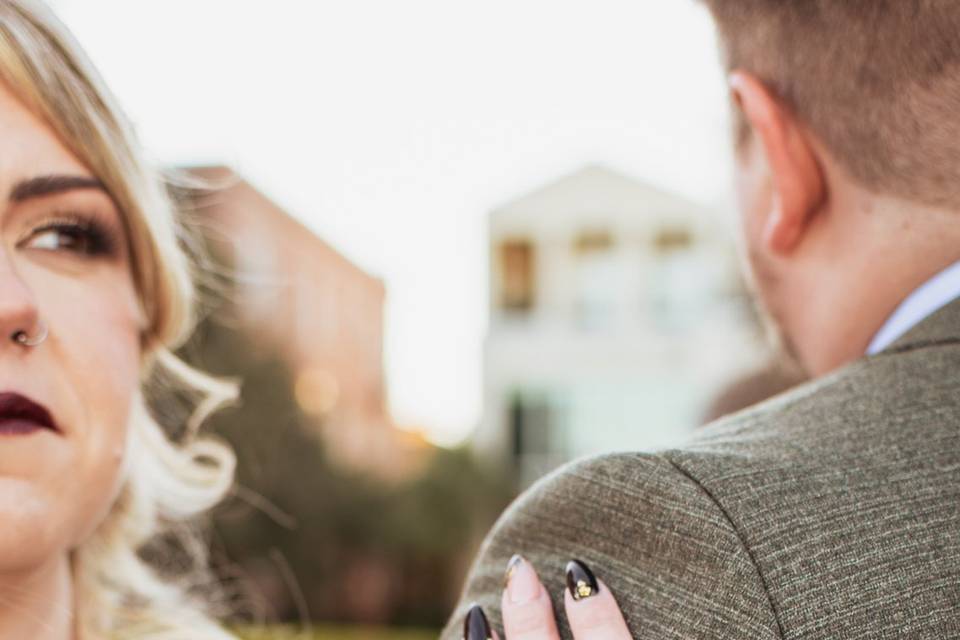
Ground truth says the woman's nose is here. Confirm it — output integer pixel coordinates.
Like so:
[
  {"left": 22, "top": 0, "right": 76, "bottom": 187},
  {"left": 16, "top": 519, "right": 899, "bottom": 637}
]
[{"left": 0, "top": 253, "right": 41, "bottom": 347}]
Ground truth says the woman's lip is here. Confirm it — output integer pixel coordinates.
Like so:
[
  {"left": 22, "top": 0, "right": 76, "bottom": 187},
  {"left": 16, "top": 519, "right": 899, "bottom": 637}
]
[
  {"left": 0, "top": 392, "right": 60, "bottom": 433},
  {"left": 0, "top": 418, "right": 51, "bottom": 435}
]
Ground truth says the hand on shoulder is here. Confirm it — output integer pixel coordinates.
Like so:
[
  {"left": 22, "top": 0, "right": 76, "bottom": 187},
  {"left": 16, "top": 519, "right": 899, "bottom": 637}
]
[{"left": 462, "top": 556, "right": 631, "bottom": 640}]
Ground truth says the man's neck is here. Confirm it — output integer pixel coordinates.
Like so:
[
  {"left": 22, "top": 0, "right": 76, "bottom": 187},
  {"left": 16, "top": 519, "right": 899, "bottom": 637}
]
[{"left": 796, "top": 192, "right": 960, "bottom": 376}]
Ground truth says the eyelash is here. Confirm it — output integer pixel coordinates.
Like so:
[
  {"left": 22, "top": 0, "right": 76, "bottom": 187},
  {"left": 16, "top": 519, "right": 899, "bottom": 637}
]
[{"left": 25, "top": 211, "right": 118, "bottom": 257}]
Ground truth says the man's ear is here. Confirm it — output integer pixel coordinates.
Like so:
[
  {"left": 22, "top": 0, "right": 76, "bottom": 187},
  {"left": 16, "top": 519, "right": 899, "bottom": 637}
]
[{"left": 729, "top": 70, "right": 825, "bottom": 255}]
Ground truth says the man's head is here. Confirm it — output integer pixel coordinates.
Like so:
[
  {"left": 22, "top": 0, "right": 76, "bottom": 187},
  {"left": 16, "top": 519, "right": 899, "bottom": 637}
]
[{"left": 701, "top": 0, "right": 960, "bottom": 376}]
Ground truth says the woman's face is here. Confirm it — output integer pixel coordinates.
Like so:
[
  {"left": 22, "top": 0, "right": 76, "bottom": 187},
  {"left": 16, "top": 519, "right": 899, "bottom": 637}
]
[{"left": 0, "top": 81, "right": 142, "bottom": 572}]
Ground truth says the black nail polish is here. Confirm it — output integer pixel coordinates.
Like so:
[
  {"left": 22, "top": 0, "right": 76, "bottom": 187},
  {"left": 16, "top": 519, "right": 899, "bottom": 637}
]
[
  {"left": 462, "top": 603, "right": 493, "bottom": 640},
  {"left": 504, "top": 554, "right": 524, "bottom": 586},
  {"left": 566, "top": 558, "right": 600, "bottom": 601}
]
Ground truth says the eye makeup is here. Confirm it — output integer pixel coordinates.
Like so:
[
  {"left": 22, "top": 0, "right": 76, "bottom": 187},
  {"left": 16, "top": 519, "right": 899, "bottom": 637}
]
[{"left": 20, "top": 209, "right": 122, "bottom": 258}]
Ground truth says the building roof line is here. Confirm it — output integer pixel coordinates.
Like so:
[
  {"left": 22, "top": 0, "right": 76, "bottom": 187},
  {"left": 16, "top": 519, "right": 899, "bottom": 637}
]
[
  {"left": 181, "top": 164, "right": 386, "bottom": 292},
  {"left": 489, "top": 163, "right": 711, "bottom": 218}
]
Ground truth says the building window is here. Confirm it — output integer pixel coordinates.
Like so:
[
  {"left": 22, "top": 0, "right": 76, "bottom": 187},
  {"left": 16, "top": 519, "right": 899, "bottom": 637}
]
[
  {"left": 653, "top": 226, "right": 693, "bottom": 254},
  {"left": 574, "top": 230, "right": 613, "bottom": 254},
  {"left": 573, "top": 229, "right": 618, "bottom": 330},
  {"left": 499, "top": 240, "right": 535, "bottom": 312},
  {"left": 648, "top": 225, "right": 705, "bottom": 332},
  {"left": 508, "top": 389, "right": 569, "bottom": 484}
]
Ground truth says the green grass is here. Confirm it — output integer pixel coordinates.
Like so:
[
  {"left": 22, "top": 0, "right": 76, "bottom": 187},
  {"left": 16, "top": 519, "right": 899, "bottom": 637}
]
[{"left": 232, "top": 624, "right": 437, "bottom": 640}]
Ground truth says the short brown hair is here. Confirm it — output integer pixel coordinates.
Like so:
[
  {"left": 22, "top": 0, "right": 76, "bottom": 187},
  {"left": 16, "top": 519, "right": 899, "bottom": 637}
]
[{"left": 702, "top": 0, "right": 960, "bottom": 209}]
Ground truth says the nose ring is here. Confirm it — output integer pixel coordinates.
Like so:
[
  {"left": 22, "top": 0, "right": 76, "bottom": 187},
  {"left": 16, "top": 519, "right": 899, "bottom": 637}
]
[{"left": 11, "top": 319, "right": 48, "bottom": 347}]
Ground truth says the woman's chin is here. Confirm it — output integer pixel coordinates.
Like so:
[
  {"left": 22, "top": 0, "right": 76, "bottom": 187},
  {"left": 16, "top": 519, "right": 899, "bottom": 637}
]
[{"left": 0, "top": 478, "right": 65, "bottom": 572}]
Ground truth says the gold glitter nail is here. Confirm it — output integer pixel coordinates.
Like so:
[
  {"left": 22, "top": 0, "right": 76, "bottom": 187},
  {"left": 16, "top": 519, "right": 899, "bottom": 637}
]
[{"left": 576, "top": 580, "right": 593, "bottom": 599}]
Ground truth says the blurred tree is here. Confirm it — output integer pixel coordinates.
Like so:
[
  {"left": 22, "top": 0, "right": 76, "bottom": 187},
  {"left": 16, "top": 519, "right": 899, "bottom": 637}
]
[{"left": 145, "top": 220, "right": 515, "bottom": 629}]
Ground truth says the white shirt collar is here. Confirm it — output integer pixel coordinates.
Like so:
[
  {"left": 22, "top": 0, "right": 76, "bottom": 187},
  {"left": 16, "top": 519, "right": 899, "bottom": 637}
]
[{"left": 866, "top": 259, "right": 960, "bottom": 355}]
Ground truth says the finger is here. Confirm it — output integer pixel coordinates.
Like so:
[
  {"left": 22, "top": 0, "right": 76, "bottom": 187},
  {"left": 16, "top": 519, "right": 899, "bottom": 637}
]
[
  {"left": 563, "top": 560, "right": 632, "bottom": 640},
  {"left": 463, "top": 603, "right": 498, "bottom": 640},
  {"left": 501, "top": 555, "right": 562, "bottom": 640}
]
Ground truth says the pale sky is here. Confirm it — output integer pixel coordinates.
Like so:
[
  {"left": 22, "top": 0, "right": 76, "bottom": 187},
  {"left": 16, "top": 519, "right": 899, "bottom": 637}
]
[{"left": 48, "top": 0, "right": 736, "bottom": 446}]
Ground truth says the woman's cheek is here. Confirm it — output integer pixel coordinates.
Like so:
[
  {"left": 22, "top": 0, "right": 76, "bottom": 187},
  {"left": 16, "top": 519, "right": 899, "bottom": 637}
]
[
  {"left": 62, "top": 284, "right": 142, "bottom": 547},
  {"left": 67, "top": 416, "right": 130, "bottom": 548}
]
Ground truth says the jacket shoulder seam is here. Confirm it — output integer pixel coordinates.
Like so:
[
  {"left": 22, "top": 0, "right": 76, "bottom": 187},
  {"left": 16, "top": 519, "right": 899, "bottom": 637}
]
[{"left": 662, "top": 454, "right": 785, "bottom": 639}]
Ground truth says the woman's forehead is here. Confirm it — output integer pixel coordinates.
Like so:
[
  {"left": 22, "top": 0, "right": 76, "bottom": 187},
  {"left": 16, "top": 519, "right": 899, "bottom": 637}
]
[{"left": 0, "top": 79, "right": 94, "bottom": 196}]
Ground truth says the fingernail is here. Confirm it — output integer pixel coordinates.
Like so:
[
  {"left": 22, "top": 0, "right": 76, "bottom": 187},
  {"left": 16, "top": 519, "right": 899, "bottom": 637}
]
[
  {"left": 504, "top": 554, "right": 539, "bottom": 604},
  {"left": 565, "top": 559, "right": 600, "bottom": 601},
  {"left": 504, "top": 554, "right": 524, "bottom": 586},
  {"left": 462, "top": 603, "right": 493, "bottom": 640}
]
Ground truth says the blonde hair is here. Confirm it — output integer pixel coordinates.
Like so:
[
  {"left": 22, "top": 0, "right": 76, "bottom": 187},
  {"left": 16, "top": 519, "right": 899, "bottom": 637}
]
[{"left": 0, "top": 1, "right": 243, "bottom": 637}]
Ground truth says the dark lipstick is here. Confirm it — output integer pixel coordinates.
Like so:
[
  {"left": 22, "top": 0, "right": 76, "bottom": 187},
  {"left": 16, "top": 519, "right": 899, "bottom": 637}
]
[{"left": 0, "top": 392, "right": 59, "bottom": 435}]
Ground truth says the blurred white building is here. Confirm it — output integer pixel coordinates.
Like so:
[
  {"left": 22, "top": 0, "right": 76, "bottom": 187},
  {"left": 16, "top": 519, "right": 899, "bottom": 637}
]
[{"left": 477, "top": 165, "right": 769, "bottom": 486}]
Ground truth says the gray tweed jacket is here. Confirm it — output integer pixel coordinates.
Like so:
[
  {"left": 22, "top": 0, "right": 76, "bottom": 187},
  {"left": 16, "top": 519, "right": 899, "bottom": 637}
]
[{"left": 441, "top": 295, "right": 960, "bottom": 639}]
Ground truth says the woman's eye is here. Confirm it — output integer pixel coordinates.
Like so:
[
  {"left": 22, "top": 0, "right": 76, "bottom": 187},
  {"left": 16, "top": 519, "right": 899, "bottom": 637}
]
[{"left": 26, "top": 225, "right": 101, "bottom": 255}]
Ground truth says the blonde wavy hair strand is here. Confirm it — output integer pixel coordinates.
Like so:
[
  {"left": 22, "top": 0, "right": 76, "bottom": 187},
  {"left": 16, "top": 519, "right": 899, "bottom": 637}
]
[{"left": 0, "top": 1, "right": 252, "bottom": 637}]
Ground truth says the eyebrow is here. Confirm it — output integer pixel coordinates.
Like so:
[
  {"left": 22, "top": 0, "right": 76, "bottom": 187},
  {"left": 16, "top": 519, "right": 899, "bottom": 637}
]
[{"left": 8, "top": 174, "right": 107, "bottom": 203}]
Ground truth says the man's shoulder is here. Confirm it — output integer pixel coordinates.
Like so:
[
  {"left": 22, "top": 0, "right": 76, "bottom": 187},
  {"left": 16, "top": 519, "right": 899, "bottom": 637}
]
[
  {"left": 681, "top": 341, "right": 960, "bottom": 463},
  {"left": 443, "top": 344, "right": 960, "bottom": 639},
  {"left": 656, "top": 344, "right": 960, "bottom": 636},
  {"left": 442, "top": 448, "right": 782, "bottom": 639},
  {"left": 518, "top": 341, "right": 960, "bottom": 554}
]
